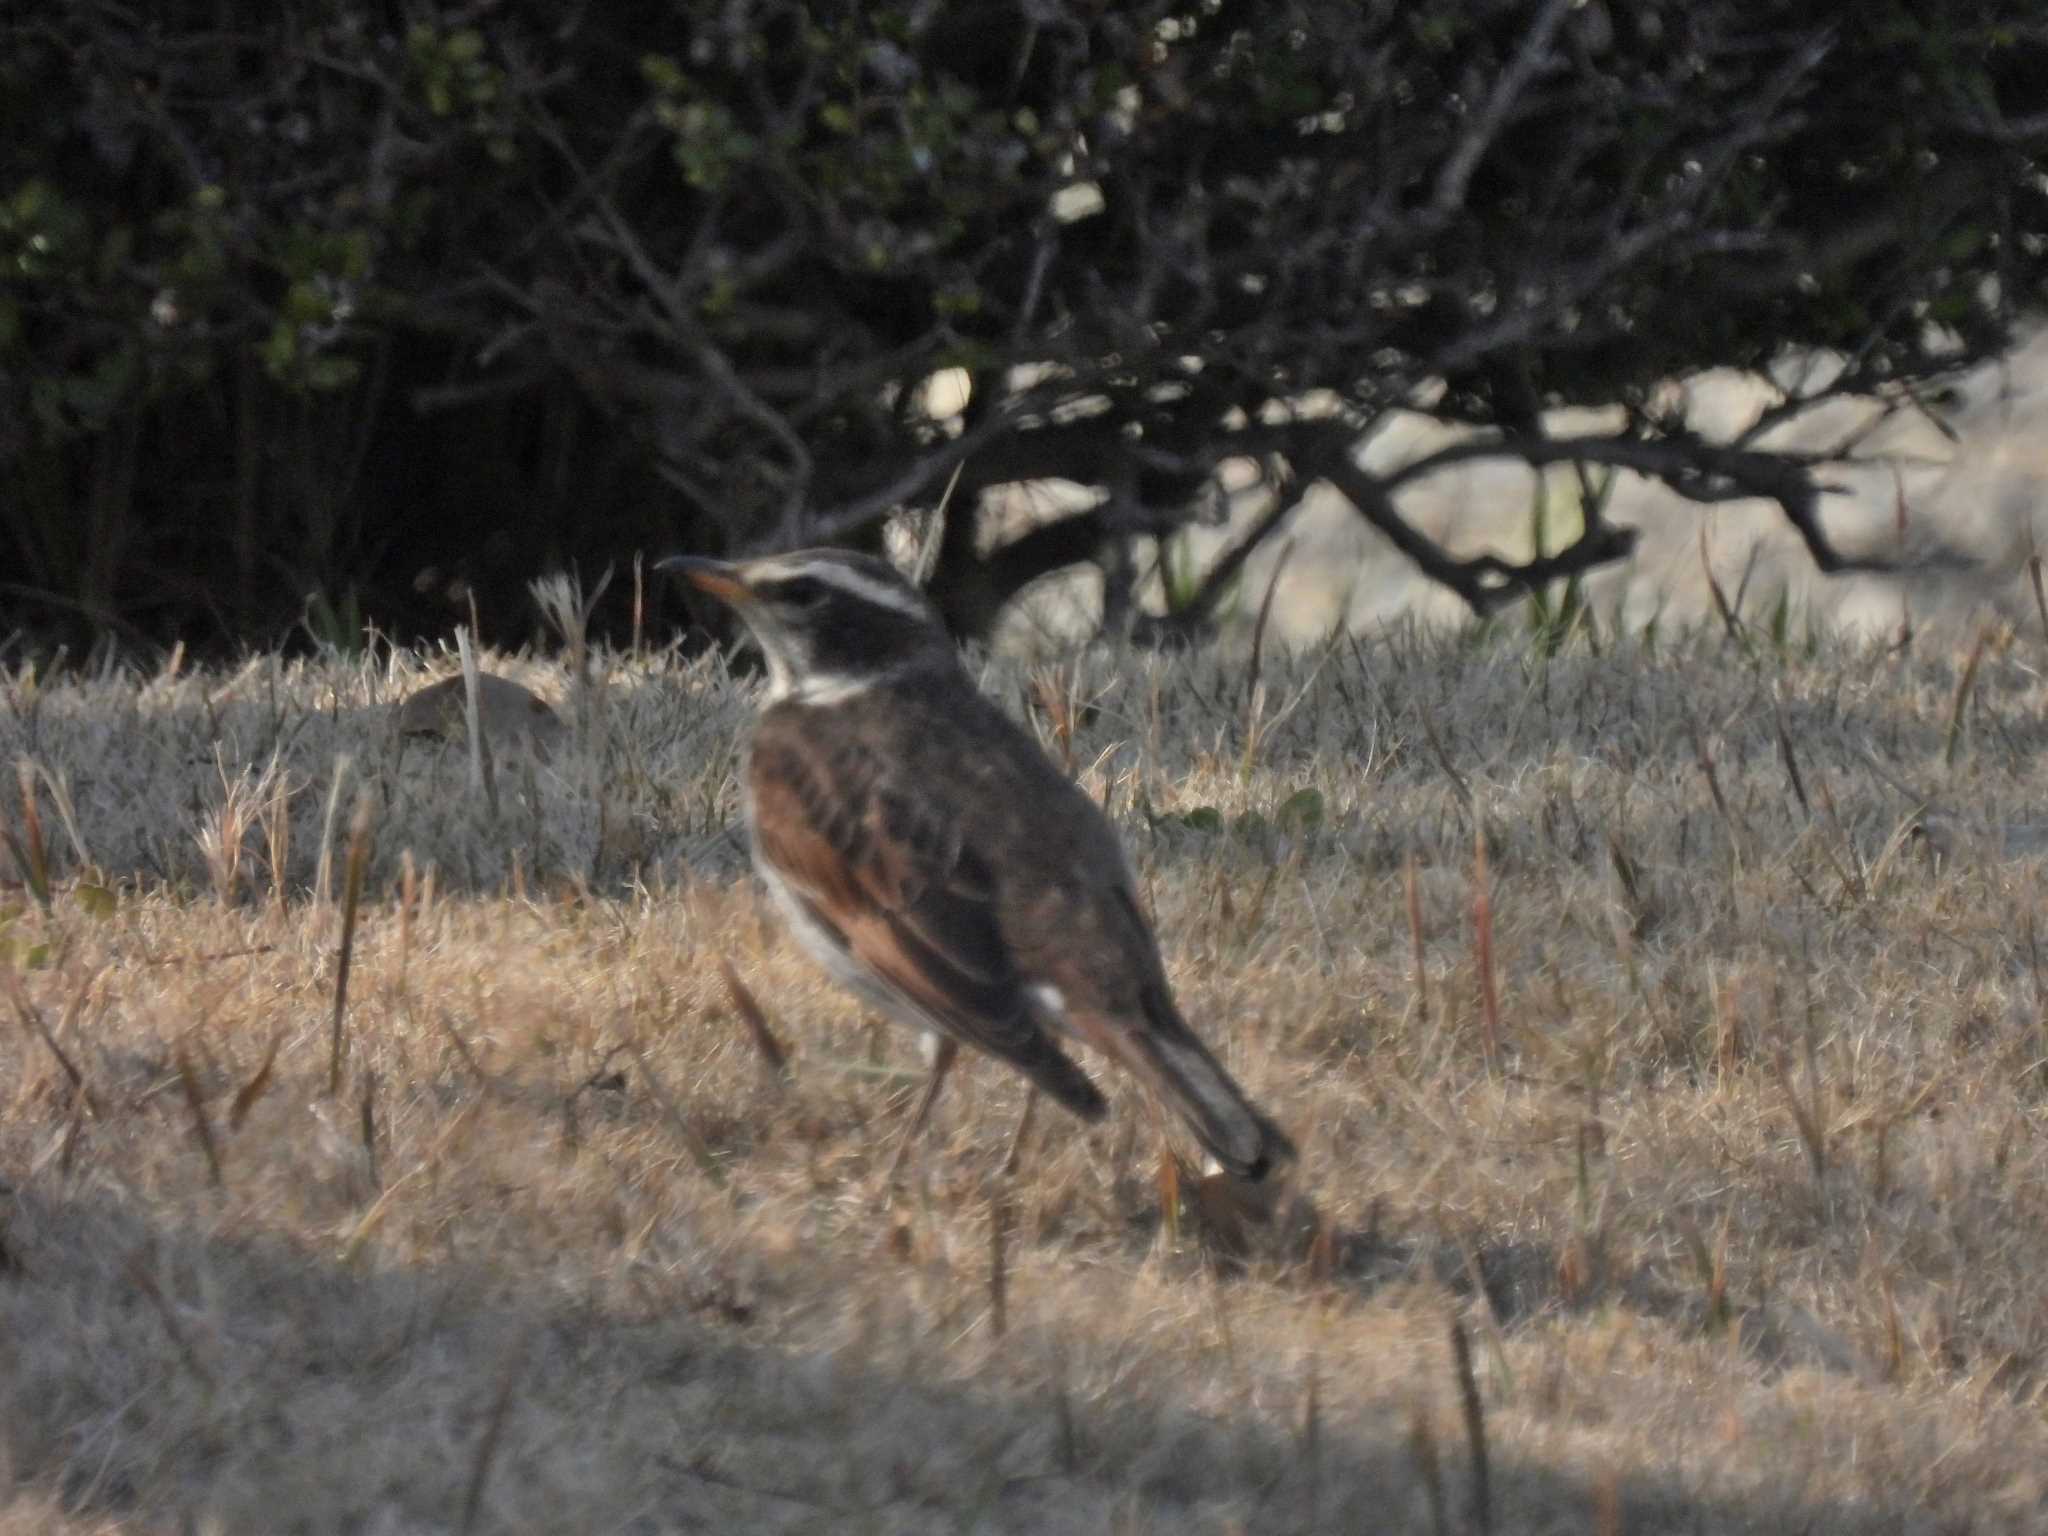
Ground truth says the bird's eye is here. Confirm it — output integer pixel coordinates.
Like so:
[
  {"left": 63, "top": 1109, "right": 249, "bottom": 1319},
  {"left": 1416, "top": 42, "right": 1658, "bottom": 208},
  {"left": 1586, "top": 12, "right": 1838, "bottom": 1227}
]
[{"left": 772, "top": 576, "right": 831, "bottom": 608}]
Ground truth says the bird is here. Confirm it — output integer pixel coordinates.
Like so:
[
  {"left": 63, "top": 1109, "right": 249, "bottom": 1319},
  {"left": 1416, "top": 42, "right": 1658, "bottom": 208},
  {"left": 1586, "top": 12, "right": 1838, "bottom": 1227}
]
[{"left": 659, "top": 546, "right": 1295, "bottom": 1183}]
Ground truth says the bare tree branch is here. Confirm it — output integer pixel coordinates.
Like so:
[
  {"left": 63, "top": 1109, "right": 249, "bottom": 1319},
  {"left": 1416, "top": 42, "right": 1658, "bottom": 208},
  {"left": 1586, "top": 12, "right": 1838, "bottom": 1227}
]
[{"left": 1429, "top": 0, "right": 1574, "bottom": 223}]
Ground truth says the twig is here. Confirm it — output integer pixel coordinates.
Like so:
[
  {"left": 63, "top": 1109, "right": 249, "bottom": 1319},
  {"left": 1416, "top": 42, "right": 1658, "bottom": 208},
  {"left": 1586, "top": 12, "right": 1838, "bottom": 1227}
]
[
  {"left": 1431, "top": 0, "right": 1573, "bottom": 220},
  {"left": 2029, "top": 553, "right": 2048, "bottom": 646},
  {"left": 1000, "top": 1087, "right": 1039, "bottom": 1179},
  {"left": 328, "top": 790, "right": 374, "bottom": 1096},
  {"left": 1411, "top": 1402, "right": 1448, "bottom": 1536},
  {"left": 128, "top": 1251, "right": 216, "bottom": 1392},
  {"left": 459, "top": 1331, "right": 535, "bottom": 1535},
  {"left": 719, "top": 955, "right": 791, "bottom": 1089},
  {"left": 435, "top": 1009, "right": 495, "bottom": 1090},
  {"left": 1405, "top": 849, "right": 1429, "bottom": 1024},
  {"left": 988, "top": 1185, "right": 1011, "bottom": 1338},
  {"left": 625, "top": 1037, "right": 726, "bottom": 1186},
  {"left": 1700, "top": 525, "right": 1741, "bottom": 643},
  {"left": 1415, "top": 694, "right": 1474, "bottom": 815},
  {"left": 1944, "top": 627, "right": 1989, "bottom": 768},
  {"left": 4, "top": 968, "right": 103, "bottom": 1117},
  {"left": 1243, "top": 538, "right": 1296, "bottom": 711},
  {"left": 1449, "top": 1316, "right": 1492, "bottom": 1535},
  {"left": 360, "top": 1066, "right": 382, "bottom": 1191},
  {"left": 1472, "top": 828, "right": 1501, "bottom": 1070},
  {"left": 228, "top": 1026, "right": 283, "bottom": 1130},
  {"left": 174, "top": 1044, "right": 224, "bottom": 1188},
  {"left": 1771, "top": 690, "right": 1812, "bottom": 817},
  {"left": 456, "top": 627, "right": 498, "bottom": 820}
]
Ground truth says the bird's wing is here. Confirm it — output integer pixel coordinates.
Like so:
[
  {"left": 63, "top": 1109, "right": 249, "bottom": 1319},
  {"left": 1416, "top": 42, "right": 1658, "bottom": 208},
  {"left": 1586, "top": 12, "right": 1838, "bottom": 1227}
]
[{"left": 747, "top": 724, "right": 1046, "bottom": 1063}]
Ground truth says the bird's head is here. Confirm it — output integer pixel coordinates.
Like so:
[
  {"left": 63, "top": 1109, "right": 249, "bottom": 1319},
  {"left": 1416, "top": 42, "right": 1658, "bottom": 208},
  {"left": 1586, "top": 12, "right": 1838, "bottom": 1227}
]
[{"left": 657, "top": 548, "right": 952, "bottom": 702}]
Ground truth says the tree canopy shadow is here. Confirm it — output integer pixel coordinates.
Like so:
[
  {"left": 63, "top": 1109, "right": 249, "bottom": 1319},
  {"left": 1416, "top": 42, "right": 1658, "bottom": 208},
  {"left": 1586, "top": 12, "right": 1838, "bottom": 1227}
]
[{"left": 0, "top": 1172, "right": 1930, "bottom": 1535}]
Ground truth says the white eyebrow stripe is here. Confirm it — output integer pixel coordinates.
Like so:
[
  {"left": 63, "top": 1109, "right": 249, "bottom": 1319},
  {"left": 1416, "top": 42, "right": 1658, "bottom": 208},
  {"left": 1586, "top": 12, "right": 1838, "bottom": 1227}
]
[
  {"left": 749, "top": 556, "right": 931, "bottom": 620},
  {"left": 783, "top": 670, "right": 880, "bottom": 705}
]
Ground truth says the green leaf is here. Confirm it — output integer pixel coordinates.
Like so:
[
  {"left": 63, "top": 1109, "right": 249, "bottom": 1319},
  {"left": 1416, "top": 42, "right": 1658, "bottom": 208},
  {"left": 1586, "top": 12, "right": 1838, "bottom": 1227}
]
[
  {"left": 260, "top": 320, "right": 298, "bottom": 376},
  {"left": 305, "top": 355, "right": 362, "bottom": 391},
  {"left": 1182, "top": 806, "right": 1225, "bottom": 833},
  {"left": 641, "top": 53, "right": 686, "bottom": 93},
  {"left": 75, "top": 882, "right": 117, "bottom": 918}
]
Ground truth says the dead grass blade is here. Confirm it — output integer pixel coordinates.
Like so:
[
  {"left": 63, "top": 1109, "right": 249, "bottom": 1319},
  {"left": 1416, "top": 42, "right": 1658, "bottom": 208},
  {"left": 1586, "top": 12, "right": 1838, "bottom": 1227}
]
[
  {"left": 315, "top": 753, "right": 350, "bottom": 907},
  {"left": 1699, "top": 524, "right": 1741, "bottom": 644},
  {"left": 1472, "top": 828, "right": 1501, "bottom": 1069},
  {"left": 1416, "top": 695, "right": 1474, "bottom": 817},
  {"left": 1299, "top": 1349, "right": 1322, "bottom": 1501},
  {"left": 626, "top": 1036, "right": 726, "bottom": 1187},
  {"left": 127, "top": 1249, "right": 216, "bottom": 1392},
  {"left": 54, "top": 1096, "right": 87, "bottom": 1177},
  {"left": 456, "top": 626, "right": 500, "bottom": 820},
  {"left": 988, "top": 1185, "right": 1011, "bottom": 1338},
  {"left": 1243, "top": 537, "right": 1296, "bottom": 711},
  {"left": 435, "top": 1008, "right": 494, "bottom": 1091},
  {"left": 1000, "top": 1086, "right": 1039, "bottom": 1180},
  {"left": 1606, "top": 832, "right": 1647, "bottom": 938},
  {"left": 398, "top": 848, "right": 417, "bottom": 993},
  {"left": 1944, "top": 627, "right": 1990, "bottom": 768},
  {"left": 173, "top": 1044, "right": 223, "bottom": 1188},
  {"left": 4, "top": 965, "right": 103, "bottom": 1117},
  {"left": 1593, "top": 1467, "right": 1622, "bottom": 1536},
  {"left": 341, "top": 1098, "right": 482, "bottom": 1263},
  {"left": 1405, "top": 849, "right": 1429, "bottom": 1024},
  {"left": 459, "top": 1330, "right": 534, "bottom": 1536},
  {"left": 2030, "top": 552, "right": 2048, "bottom": 646},
  {"left": 228, "top": 1026, "right": 283, "bottom": 1130},
  {"left": 1713, "top": 966, "right": 1744, "bottom": 1086},
  {"left": 1774, "top": 1039, "right": 1827, "bottom": 1192},
  {"left": 719, "top": 954, "right": 791, "bottom": 1089},
  {"left": 1683, "top": 702, "right": 1745, "bottom": 860},
  {"left": 327, "top": 789, "right": 375, "bottom": 1096},
  {"left": 1156, "top": 1143, "right": 1183, "bottom": 1250},
  {"left": 11, "top": 759, "right": 50, "bottom": 912},
  {"left": 360, "top": 1066, "right": 382, "bottom": 1191},
  {"left": 1878, "top": 1264, "right": 1905, "bottom": 1382},
  {"left": 1771, "top": 690, "right": 1811, "bottom": 818},
  {"left": 631, "top": 550, "right": 646, "bottom": 660},
  {"left": 1410, "top": 1402, "right": 1448, "bottom": 1536},
  {"left": 1449, "top": 1315, "right": 1492, "bottom": 1536}
]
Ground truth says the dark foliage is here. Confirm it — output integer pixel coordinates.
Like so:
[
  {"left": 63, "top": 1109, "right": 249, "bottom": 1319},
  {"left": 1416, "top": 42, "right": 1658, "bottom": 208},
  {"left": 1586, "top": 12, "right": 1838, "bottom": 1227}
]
[{"left": 3, "top": 1, "right": 2045, "bottom": 656}]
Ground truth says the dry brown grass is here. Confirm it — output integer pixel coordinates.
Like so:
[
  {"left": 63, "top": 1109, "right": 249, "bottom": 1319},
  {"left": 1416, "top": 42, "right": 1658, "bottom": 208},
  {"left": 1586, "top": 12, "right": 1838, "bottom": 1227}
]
[{"left": 4, "top": 617, "right": 2048, "bottom": 1532}]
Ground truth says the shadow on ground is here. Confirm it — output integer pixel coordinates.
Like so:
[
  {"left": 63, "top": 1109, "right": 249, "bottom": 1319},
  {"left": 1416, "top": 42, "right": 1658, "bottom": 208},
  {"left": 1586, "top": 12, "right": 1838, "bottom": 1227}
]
[{"left": 0, "top": 1169, "right": 1916, "bottom": 1535}]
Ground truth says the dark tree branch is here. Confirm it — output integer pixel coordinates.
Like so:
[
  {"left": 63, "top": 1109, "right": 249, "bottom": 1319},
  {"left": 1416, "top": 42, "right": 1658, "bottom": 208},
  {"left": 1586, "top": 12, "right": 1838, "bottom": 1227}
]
[
  {"left": 1429, "top": 0, "right": 1575, "bottom": 223},
  {"left": 1305, "top": 436, "right": 1635, "bottom": 618}
]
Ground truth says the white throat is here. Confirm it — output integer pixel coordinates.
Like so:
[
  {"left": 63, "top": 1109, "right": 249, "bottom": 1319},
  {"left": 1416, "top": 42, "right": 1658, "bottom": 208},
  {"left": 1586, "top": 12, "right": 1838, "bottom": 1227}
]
[{"left": 766, "top": 668, "right": 881, "bottom": 706}]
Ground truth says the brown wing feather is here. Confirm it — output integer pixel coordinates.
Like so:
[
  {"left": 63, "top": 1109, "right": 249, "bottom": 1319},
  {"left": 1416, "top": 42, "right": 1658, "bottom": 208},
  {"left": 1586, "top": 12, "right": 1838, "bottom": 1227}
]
[{"left": 748, "top": 721, "right": 1107, "bottom": 1120}]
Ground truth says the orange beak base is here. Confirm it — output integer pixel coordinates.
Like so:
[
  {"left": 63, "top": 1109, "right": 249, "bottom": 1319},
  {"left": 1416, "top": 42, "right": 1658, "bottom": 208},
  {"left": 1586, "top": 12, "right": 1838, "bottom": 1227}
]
[{"left": 654, "top": 554, "right": 753, "bottom": 606}]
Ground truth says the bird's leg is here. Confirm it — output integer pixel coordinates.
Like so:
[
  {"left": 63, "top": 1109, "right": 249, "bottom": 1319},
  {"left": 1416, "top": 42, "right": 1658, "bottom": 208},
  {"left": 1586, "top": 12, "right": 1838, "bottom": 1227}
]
[
  {"left": 886, "top": 1034, "right": 959, "bottom": 1185},
  {"left": 999, "top": 1087, "right": 1039, "bottom": 1179}
]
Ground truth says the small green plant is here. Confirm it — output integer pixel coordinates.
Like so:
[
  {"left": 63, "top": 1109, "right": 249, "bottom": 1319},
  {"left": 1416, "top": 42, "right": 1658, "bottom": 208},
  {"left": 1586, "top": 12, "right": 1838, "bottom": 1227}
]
[
  {"left": 301, "top": 588, "right": 368, "bottom": 657},
  {"left": 1524, "top": 466, "right": 1615, "bottom": 658}
]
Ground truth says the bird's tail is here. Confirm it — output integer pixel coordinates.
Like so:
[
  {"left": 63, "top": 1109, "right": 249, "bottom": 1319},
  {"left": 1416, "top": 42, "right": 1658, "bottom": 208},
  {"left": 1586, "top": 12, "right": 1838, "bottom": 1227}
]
[{"left": 1095, "top": 995, "right": 1296, "bottom": 1181}]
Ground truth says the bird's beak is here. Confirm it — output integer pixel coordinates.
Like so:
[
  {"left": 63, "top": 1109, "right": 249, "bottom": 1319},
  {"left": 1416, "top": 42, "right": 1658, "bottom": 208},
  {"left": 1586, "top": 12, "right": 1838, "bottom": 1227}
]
[{"left": 654, "top": 554, "right": 753, "bottom": 606}]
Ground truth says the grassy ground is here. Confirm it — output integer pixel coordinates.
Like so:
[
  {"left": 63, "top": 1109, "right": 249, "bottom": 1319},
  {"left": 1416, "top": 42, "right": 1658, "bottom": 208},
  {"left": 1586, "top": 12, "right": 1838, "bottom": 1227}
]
[{"left": 4, "top": 611, "right": 2048, "bottom": 1533}]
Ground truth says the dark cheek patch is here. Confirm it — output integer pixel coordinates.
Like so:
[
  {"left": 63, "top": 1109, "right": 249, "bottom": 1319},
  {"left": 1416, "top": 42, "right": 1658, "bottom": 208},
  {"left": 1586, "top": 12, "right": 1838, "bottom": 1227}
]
[{"left": 803, "top": 602, "right": 927, "bottom": 673}]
